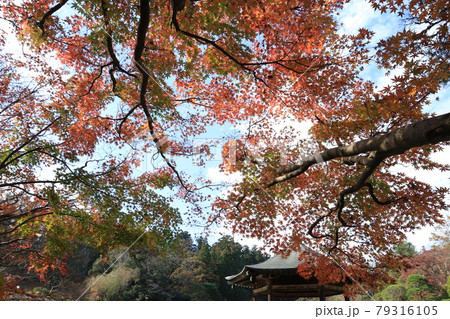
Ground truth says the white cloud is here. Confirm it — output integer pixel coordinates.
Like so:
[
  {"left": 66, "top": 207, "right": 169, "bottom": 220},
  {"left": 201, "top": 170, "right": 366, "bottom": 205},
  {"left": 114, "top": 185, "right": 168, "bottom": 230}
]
[
  {"left": 375, "top": 66, "right": 405, "bottom": 89},
  {"left": 338, "top": 0, "right": 401, "bottom": 37},
  {"left": 1, "top": 19, "right": 24, "bottom": 55},
  {"left": 338, "top": 0, "right": 375, "bottom": 34},
  {"left": 207, "top": 166, "right": 242, "bottom": 184},
  {"left": 207, "top": 224, "right": 268, "bottom": 252},
  {"left": 407, "top": 226, "right": 437, "bottom": 251}
]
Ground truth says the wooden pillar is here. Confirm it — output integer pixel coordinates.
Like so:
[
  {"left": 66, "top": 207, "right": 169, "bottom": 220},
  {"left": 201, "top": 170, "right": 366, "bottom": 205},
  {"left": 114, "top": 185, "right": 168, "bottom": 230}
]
[
  {"left": 319, "top": 286, "right": 326, "bottom": 301},
  {"left": 266, "top": 276, "right": 273, "bottom": 301}
]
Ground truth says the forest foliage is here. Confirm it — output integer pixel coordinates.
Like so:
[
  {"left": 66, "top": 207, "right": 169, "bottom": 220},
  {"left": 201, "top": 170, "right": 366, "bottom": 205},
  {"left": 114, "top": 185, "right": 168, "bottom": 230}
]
[
  {"left": 85, "top": 234, "right": 267, "bottom": 301},
  {"left": 3, "top": 234, "right": 268, "bottom": 300}
]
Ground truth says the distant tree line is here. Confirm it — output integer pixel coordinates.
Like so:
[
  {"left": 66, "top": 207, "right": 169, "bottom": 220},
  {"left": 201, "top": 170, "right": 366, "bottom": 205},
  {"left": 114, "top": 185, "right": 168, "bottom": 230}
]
[
  {"left": 82, "top": 233, "right": 267, "bottom": 301},
  {"left": 1, "top": 232, "right": 267, "bottom": 300}
]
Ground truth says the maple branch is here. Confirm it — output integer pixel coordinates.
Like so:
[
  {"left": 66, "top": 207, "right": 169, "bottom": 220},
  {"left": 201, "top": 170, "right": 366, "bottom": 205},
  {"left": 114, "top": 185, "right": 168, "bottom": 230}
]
[
  {"left": 317, "top": 177, "right": 409, "bottom": 255},
  {"left": 1, "top": 210, "right": 52, "bottom": 237},
  {"left": 100, "top": 0, "right": 137, "bottom": 81},
  {"left": 170, "top": 8, "right": 315, "bottom": 84},
  {"left": 37, "top": 0, "right": 69, "bottom": 32},
  {"left": 134, "top": 0, "right": 150, "bottom": 63},
  {"left": 274, "top": 60, "right": 334, "bottom": 75},
  {"left": 0, "top": 238, "right": 26, "bottom": 247},
  {"left": 0, "top": 206, "right": 44, "bottom": 224},
  {"left": 133, "top": 0, "right": 192, "bottom": 193},
  {"left": 78, "top": 63, "right": 112, "bottom": 98},
  {"left": 307, "top": 163, "right": 380, "bottom": 240},
  {"left": 118, "top": 104, "right": 141, "bottom": 135},
  {"left": 363, "top": 182, "right": 393, "bottom": 205},
  {"left": 170, "top": 8, "right": 335, "bottom": 87},
  {"left": 0, "top": 117, "right": 59, "bottom": 172},
  {"left": 307, "top": 209, "right": 334, "bottom": 239},
  {"left": 0, "top": 146, "right": 43, "bottom": 170},
  {"left": 0, "top": 86, "right": 41, "bottom": 115},
  {"left": 298, "top": 112, "right": 450, "bottom": 246},
  {"left": 0, "top": 180, "right": 70, "bottom": 188},
  {"left": 234, "top": 191, "right": 247, "bottom": 216},
  {"left": 34, "top": 149, "right": 141, "bottom": 201},
  {"left": 339, "top": 155, "right": 374, "bottom": 166},
  {"left": 170, "top": 0, "right": 186, "bottom": 30},
  {"left": 174, "top": 24, "right": 254, "bottom": 72},
  {"left": 269, "top": 112, "right": 450, "bottom": 186}
]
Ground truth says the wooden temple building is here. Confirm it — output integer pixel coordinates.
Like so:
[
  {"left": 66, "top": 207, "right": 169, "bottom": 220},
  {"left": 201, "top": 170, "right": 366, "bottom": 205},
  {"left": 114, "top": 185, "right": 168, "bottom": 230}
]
[{"left": 225, "top": 251, "right": 348, "bottom": 301}]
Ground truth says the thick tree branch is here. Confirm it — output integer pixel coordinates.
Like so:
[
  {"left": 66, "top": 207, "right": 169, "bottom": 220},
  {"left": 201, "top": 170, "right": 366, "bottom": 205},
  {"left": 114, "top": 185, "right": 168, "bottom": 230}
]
[
  {"left": 133, "top": 0, "right": 191, "bottom": 192},
  {"left": 301, "top": 112, "right": 450, "bottom": 247},
  {"left": 270, "top": 112, "right": 450, "bottom": 187},
  {"left": 37, "top": 0, "right": 69, "bottom": 31}
]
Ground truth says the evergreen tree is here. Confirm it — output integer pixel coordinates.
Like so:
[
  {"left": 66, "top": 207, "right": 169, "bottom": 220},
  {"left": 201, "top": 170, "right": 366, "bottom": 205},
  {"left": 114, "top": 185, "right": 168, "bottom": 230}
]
[
  {"left": 211, "top": 236, "right": 268, "bottom": 300},
  {"left": 406, "top": 274, "right": 439, "bottom": 301}
]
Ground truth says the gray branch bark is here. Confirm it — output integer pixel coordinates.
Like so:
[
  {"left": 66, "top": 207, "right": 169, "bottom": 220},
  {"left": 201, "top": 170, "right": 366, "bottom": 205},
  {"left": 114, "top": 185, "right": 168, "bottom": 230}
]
[{"left": 269, "top": 112, "right": 450, "bottom": 187}]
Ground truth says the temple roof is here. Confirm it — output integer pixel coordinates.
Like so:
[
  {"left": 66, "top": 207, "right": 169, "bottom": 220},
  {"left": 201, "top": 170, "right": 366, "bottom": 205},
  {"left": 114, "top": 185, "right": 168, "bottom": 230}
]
[
  {"left": 225, "top": 250, "right": 347, "bottom": 298},
  {"left": 240, "top": 251, "right": 302, "bottom": 270},
  {"left": 225, "top": 251, "right": 303, "bottom": 287}
]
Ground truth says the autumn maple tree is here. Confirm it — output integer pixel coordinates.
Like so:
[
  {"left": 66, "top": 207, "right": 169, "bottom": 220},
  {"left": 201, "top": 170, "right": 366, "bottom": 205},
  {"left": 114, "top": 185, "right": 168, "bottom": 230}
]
[{"left": 0, "top": 0, "right": 449, "bottom": 298}]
